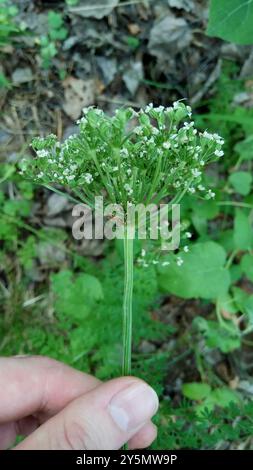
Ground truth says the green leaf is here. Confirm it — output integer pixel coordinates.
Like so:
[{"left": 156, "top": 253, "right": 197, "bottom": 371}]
[
  {"left": 244, "top": 296, "right": 253, "bottom": 324},
  {"left": 230, "top": 264, "right": 243, "bottom": 283},
  {"left": 18, "top": 236, "right": 36, "bottom": 270},
  {"left": 3, "top": 199, "right": 31, "bottom": 217},
  {"left": 194, "top": 317, "right": 240, "bottom": 353},
  {"left": 182, "top": 383, "right": 211, "bottom": 401},
  {"left": 229, "top": 171, "right": 252, "bottom": 196},
  {"left": 218, "top": 293, "right": 238, "bottom": 314},
  {"left": 158, "top": 242, "right": 230, "bottom": 299},
  {"left": 233, "top": 209, "right": 253, "bottom": 250},
  {"left": 51, "top": 270, "right": 103, "bottom": 321},
  {"left": 49, "top": 27, "right": 68, "bottom": 41},
  {"left": 210, "top": 388, "right": 240, "bottom": 408},
  {"left": 241, "top": 253, "right": 253, "bottom": 282},
  {"left": 218, "top": 229, "right": 235, "bottom": 253},
  {"left": 0, "top": 72, "right": 11, "bottom": 89},
  {"left": 48, "top": 11, "right": 63, "bottom": 29},
  {"left": 8, "top": 5, "right": 18, "bottom": 16},
  {"left": 232, "top": 287, "right": 253, "bottom": 324},
  {"left": 235, "top": 136, "right": 253, "bottom": 161},
  {"left": 207, "top": 0, "right": 253, "bottom": 45}
]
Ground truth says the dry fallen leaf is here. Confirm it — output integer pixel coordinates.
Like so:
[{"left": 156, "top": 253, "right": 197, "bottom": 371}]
[
  {"left": 68, "top": 0, "right": 119, "bottom": 20},
  {"left": 62, "top": 77, "right": 95, "bottom": 120},
  {"left": 148, "top": 14, "right": 193, "bottom": 59}
]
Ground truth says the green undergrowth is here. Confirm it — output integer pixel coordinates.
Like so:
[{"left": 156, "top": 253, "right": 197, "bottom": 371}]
[{"left": 1, "top": 62, "right": 253, "bottom": 449}]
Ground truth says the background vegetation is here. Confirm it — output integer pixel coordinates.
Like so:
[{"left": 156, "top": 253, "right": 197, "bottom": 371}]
[{"left": 1, "top": 0, "right": 253, "bottom": 449}]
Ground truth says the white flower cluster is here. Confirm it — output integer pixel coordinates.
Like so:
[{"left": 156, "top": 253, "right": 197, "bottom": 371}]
[
  {"left": 21, "top": 102, "right": 224, "bottom": 209},
  {"left": 137, "top": 236, "right": 190, "bottom": 269}
]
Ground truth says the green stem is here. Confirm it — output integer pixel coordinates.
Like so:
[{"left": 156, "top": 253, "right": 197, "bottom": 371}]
[{"left": 122, "top": 229, "right": 134, "bottom": 376}]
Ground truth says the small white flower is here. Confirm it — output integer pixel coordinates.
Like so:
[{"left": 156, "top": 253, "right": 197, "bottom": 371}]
[
  {"left": 173, "top": 101, "right": 180, "bottom": 109},
  {"left": 152, "top": 260, "right": 159, "bottom": 265},
  {"left": 162, "top": 261, "right": 170, "bottom": 267},
  {"left": 203, "top": 131, "right": 214, "bottom": 140},
  {"left": 214, "top": 150, "right": 224, "bottom": 157},
  {"left": 151, "top": 126, "right": 159, "bottom": 135},
  {"left": 67, "top": 175, "right": 75, "bottom": 181},
  {"left": 82, "top": 106, "right": 93, "bottom": 114},
  {"left": 36, "top": 149, "right": 49, "bottom": 158},
  {"left": 198, "top": 185, "right": 205, "bottom": 191},
  {"left": 188, "top": 187, "right": 196, "bottom": 194},
  {"left": 84, "top": 173, "right": 93, "bottom": 184},
  {"left": 186, "top": 232, "right": 192, "bottom": 238},
  {"left": 163, "top": 142, "right": 171, "bottom": 150},
  {"left": 176, "top": 257, "right": 184, "bottom": 266},
  {"left": 77, "top": 116, "right": 87, "bottom": 125},
  {"left": 124, "top": 183, "right": 133, "bottom": 195},
  {"left": 183, "top": 246, "right": 189, "bottom": 252},
  {"left": 145, "top": 103, "right": 153, "bottom": 113},
  {"left": 134, "top": 126, "right": 143, "bottom": 136},
  {"left": 183, "top": 121, "right": 194, "bottom": 130},
  {"left": 191, "top": 168, "right": 201, "bottom": 178},
  {"left": 120, "top": 148, "right": 129, "bottom": 157},
  {"left": 213, "top": 133, "right": 224, "bottom": 145},
  {"left": 155, "top": 105, "right": 165, "bottom": 112},
  {"left": 186, "top": 105, "right": 192, "bottom": 116},
  {"left": 200, "top": 160, "right": 205, "bottom": 166},
  {"left": 206, "top": 189, "right": 215, "bottom": 199},
  {"left": 141, "top": 249, "right": 146, "bottom": 257}
]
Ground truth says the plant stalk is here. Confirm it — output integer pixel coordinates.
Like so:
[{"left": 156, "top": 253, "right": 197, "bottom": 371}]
[{"left": 122, "top": 229, "right": 134, "bottom": 376}]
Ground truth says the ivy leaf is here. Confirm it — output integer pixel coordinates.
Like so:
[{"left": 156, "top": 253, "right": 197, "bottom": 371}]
[
  {"left": 229, "top": 171, "right": 252, "bottom": 196},
  {"left": 207, "top": 0, "right": 253, "bottom": 45},
  {"left": 158, "top": 241, "right": 230, "bottom": 299},
  {"left": 233, "top": 209, "right": 253, "bottom": 250},
  {"left": 182, "top": 383, "right": 211, "bottom": 401}
]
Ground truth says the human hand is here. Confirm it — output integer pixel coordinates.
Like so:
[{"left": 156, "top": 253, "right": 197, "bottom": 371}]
[{"left": 0, "top": 356, "right": 158, "bottom": 450}]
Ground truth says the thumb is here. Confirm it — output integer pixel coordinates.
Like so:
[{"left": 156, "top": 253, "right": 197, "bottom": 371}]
[{"left": 15, "top": 377, "right": 159, "bottom": 450}]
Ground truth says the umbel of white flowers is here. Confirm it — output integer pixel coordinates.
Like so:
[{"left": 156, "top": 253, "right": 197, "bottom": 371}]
[{"left": 21, "top": 102, "right": 224, "bottom": 210}]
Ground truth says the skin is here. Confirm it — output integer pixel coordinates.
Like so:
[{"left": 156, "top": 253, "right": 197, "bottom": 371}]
[{"left": 0, "top": 356, "right": 158, "bottom": 450}]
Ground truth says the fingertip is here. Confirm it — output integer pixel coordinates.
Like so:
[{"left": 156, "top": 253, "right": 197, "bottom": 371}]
[{"left": 128, "top": 422, "right": 157, "bottom": 449}]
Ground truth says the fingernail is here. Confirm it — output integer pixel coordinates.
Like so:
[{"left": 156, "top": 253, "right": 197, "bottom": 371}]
[
  {"left": 13, "top": 355, "right": 30, "bottom": 358},
  {"left": 108, "top": 383, "right": 159, "bottom": 432},
  {"left": 12, "top": 354, "right": 31, "bottom": 359}
]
